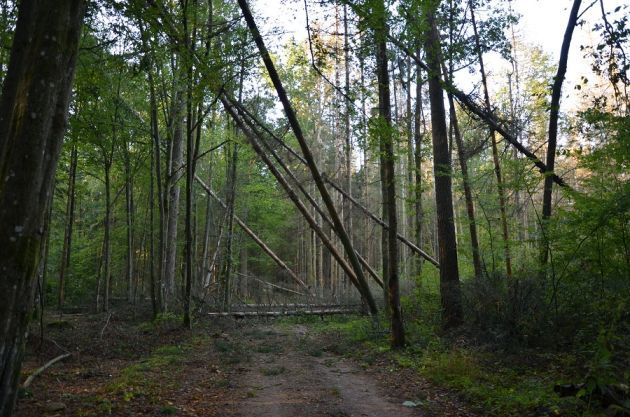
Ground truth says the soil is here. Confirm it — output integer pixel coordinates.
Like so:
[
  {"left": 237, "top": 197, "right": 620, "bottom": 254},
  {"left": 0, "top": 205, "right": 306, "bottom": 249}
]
[
  {"left": 16, "top": 311, "right": 474, "bottom": 417},
  {"left": 219, "top": 324, "right": 421, "bottom": 417}
]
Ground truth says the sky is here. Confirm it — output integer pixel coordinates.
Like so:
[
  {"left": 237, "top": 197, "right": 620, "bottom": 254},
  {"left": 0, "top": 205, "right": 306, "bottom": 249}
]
[{"left": 253, "top": 0, "right": 627, "bottom": 112}]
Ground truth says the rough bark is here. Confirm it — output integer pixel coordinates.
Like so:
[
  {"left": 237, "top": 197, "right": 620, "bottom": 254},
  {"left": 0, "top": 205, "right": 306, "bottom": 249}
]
[
  {"left": 164, "top": 88, "right": 184, "bottom": 309},
  {"left": 0, "top": 1, "right": 85, "bottom": 415},
  {"left": 424, "top": 5, "right": 463, "bottom": 329},
  {"left": 373, "top": 0, "right": 404, "bottom": 348}
]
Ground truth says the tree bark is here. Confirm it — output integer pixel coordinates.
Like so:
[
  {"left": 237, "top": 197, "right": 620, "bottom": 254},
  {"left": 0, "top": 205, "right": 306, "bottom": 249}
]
[
  {"left": 236, "top": 0, "right": 376, "bottom": 315},
  {"left": 469, "top": 0, "right": 512, "bottom": 277},
  {"left": 414, "top": 53, "right": 425, "bottom": 276},
  {"left": 373, "top": 0, "right": 404, "bottom": 348},
  {"left": 441, "top": 59, "right": 483, "bottom": 278},
  {"left": 221, "top": 97, "right": 378, "bottom": 313},
  {"left": 386, "top": 35, "right": 569, "bottom": 188},
  {"left": 540, "top": 0, "right": 582, "bottom": 272},
  {"left": 58, "top": 145, "right": 78, "bottom": 312},
  {"left": 424, "top": 4, "right": 463, "bottom": 329},
  {"left": 124, "top": 140, "right": 135, "bottom": 302},
  {"left": 164, "top": 87, "right": 184, "bottom": 310},
  {"left": 0, "top": 1, "right": 85, "bottom": 415}
]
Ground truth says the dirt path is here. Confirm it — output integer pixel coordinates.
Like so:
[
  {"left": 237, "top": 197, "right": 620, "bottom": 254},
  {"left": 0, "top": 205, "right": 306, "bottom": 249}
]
[
  {"left": 18, "top": 316, "right": 472, "bottom": 417},
  {"left": 219, "top": 324, "right": 422, "bottom": 417}
]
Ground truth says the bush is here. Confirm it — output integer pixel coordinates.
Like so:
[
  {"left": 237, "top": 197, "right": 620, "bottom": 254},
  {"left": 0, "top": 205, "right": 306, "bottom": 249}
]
[{"left": 462, "top": 272, "right": 552, "bottom": 347}]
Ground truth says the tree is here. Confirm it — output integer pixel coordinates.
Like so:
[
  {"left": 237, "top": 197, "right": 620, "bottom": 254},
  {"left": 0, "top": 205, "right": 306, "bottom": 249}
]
[
  {"left": 371, "top": 0, "right": 405, "bottom": 348},
  {"left": 423, "top": 0, "right": 463, "bottom": 329},
  {"left": 0, "top": 1, "right": 85, "bottom": 415},
  {"left": 540, "top": 0, "right": 583, "bottom": 273}
]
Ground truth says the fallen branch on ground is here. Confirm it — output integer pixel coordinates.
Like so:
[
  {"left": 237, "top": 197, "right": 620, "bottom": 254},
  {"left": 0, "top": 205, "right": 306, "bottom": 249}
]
[{"left": 22, "top": 353, "right": 72, "bottom": 389}]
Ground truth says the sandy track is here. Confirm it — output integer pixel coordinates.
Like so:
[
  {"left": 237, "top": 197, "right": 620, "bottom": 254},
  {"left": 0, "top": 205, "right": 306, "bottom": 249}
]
[{"left": 220, "top": 325, "right": 422, "bottom": 417}]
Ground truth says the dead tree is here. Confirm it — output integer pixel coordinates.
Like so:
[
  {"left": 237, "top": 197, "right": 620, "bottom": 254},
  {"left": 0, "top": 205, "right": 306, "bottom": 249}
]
[
  {"left": 236, "top": 0, "right": 376, "bottom": 314},
  {"left": 221, "top": 97, "right": 379, "bottom": 314}
]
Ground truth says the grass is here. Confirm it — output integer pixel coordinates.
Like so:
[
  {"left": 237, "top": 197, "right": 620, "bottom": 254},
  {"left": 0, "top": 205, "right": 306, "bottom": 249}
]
[
  {"left": 261, "top": 366, "right": 286, "bottom": 376},
  {"left": 213, "top": 337, "right": 251, "bottom": 364},
  {"left": 107, "top": 342, "right": 190, "bottom": 403},
  {"left": 305, "top": 314, "right": 593, "bottom": 417},
  {"left": 256, "top": 342, "right": 284, "bottom": 354}
]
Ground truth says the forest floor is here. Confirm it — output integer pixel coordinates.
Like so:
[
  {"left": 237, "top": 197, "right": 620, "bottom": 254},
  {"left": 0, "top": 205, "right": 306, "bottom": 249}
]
[{"left": 16, "top": 308, "right": 475, "bottom": 417}]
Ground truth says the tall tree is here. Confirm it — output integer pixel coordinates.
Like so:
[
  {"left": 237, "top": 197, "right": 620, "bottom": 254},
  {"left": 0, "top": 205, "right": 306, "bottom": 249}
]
[
  {"left": 58, "top": 144, "right": 79, "bottom": 311},
  {"left": 540, "top": 0, "right": 583, "bottom": 272},
  {"left": 0, "top": 1, "right": 85, "bottom": 415},
  {"left": 372, "top": 0, "right": 405, "bottom": 348},
  {"left": 469, "top": 0, "right": 512, "bottom": 277},
  {"left": 423, "top": 0, "right": 463, "bottom": 328}
]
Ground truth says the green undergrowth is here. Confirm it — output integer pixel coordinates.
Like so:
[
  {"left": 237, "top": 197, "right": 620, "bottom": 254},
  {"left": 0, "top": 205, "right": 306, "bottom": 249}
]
[
  {"left": 297, "top": 315, "right": 598, "bottom": 417},
  {"left": 135, "top": 312, "right": 183, "bottom": 333},
  {"left": 104, "top": 334, "right": 209, "bottom": 411}
]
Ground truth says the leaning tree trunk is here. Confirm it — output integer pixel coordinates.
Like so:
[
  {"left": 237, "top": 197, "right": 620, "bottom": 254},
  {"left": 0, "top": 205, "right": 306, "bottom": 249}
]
[
  {"left": 424, "top": 4, "right": 463, "bottom": 329},
  {"left": 236, "top": 0, "right": 377, "bottom": 315},
  {"left": 0, "top": 1, "right": 85, "bottom": 416},
  {"left": 540, "top": 0, "right": 582, "bottom": 273},
  {"left": 469, "top": 0, "right": 512, "bottom": 277}
]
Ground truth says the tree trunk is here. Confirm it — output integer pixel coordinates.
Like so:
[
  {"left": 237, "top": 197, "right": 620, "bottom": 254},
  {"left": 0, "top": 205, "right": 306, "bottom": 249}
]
[
  {"left": 221, "top": 97, "right": 378, "bottom": 313},
  {"left": 58, "top": 145, "right": 78, "bottom": 312},
  {"left": 236, "top": 0, "right": 377, "bottom": 315},
  {"left": 164, "top": 88, "right": 184, "bottom": 310},
  {"left": 540, "top": 0, "right": 582, "bottom": 272},
  {"left": 447, "top": 94, "right": 483, "bottom": 278},
  {"left": 149, "top": 141, "right": 158, "bottom": 318},
  {"left": 124, "top": 141, "right": 135, "bottom": 302},
  {"left": 145, "top": 39, "right": 165, "bottom": 313},
  {"left": 424, "top": 5, "right": 463, "bottom": 329},
  {"left": 373, "top": 0, "right": 404, "bottom": 348},
  {"left": 102, "top": 161, "right": 112, "bottom": 312},
  {"left": 0, "top": 1, "right": 85, "bottom": 415},
  {"left": 414, "top": 52, "right": 425, "bottom": 276},
  {"left": 468, "top": 1, "right": 512, "bottom": 277},
  {"left": 183, "top": 3, "right": 194, "bottom": 328},
  {"left": 222, "top": 143, "right": 238, "bottom": 310},
  {"left": 441, "top": 57, "right": 483, "bottom": 279}
]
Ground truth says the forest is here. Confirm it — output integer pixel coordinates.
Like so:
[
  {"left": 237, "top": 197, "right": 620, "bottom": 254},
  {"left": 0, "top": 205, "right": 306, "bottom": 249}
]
[{"left": 0, "top": 0, "right": 628, "bottom": 416}]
